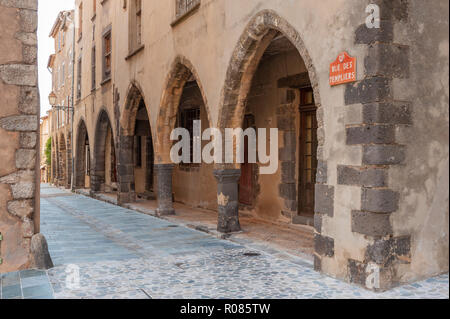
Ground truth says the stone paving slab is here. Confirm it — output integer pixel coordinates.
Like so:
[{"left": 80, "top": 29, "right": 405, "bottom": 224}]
[
  {"left": 1, "top": 184, "right": 448, "bottom": 299},
  {"left": 0, "top": 270, "right": 54, "bottom": 299}
]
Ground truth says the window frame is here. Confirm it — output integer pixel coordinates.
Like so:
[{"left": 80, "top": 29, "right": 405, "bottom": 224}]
[
  {"left": 76, "top": 57, "right": 82, "bottom": 100},
  {"left": 178, "top": 106, "right": 201, "bottom": 167},
  {"left": 102, "top": 25, "right": 112, "bottom": 83},
  {"left": 78, "top": 3, "right": 83, "bottom": 41},
  {"left": 127, "top": 0, "right": 144, "bottom": 57},
  {"left": 172, "top": 0, "right": 201, "bottom": 27},
  {"left": 91, "top": 46, "right": 96, "bottom": 91}
]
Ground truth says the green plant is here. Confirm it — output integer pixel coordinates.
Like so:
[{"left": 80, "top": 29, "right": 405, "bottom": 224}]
[{"left": 45, "top": 137, "right": 52, "bottom": 166}]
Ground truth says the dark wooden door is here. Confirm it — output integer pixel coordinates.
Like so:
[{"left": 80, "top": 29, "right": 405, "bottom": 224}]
[
  {"left": 239, "top": 115, "right": 254, "bottom": 206},
  {"left": 298, "top": 89, "right": 318, "bottom": 217}
]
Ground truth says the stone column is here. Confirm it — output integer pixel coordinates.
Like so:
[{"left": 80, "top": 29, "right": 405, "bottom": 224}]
[
  {"left": 90, "top": 157, "right": 104, "bottom": 193},
  {"left": 117, "top": 135, "right": 136, "bottom": 204},
  {"left": 145, "top": 136, "right": 154, "bottom": 192},
  {"left": 65, "top": 133, "right": 72, "bottom": 189},
  {"left": 155, "top": 164, "right": 175, "bottom": 216},
  {"left": 214, "top": 169, "right": 242, "bottom": 233},
  {"left": 0, "top": 0, "right": 52, "bottom": 272}
]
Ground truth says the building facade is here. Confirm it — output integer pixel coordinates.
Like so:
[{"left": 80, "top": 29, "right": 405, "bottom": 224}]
[
  {"left": 47, "top": 10, "right": 75, "bottom": 189},
  {"left": 49, "top": 0, "right": 449, "bottom": 291},
  {"left": 40, "top": 115, "right": 50, "bottom": 183},
  {"left": 0, "top": 0, "right": 51, "bottom": 272}
]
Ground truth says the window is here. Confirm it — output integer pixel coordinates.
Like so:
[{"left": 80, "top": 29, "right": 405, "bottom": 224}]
[
  {"left": 58, "top": 66, "right": 63, "bottom": 89},
  {"left": 91, "top": 46, "right": 96, "bottom": 90},
  {"left": 77, "top": 57, "right": 82, "bottom": 99},
  {"left": 93, "top": 0, "right": 96, "bottom": 16},
  {"left": 61, "top": 62, "right": 65, "bottom": 87},
  {"left": 175, "top": 0, "right": 200, "bottom": 19},
  {"left": 78, "top": 3, "right": 83, "bottom": 40},
  {"left": 68, "top": 50, "right": 73, "bottom": 78},
  {"left": 57, "top": 32, "right": 61, "bottom": 51},
  {"left": 136, "top": 0, "right": 142, "bottom": 46},
  {"left": 129, "top": 0, "right": 143, "bottom": 53},
  {"left": 102, "top": 27, "right": 112, "bottom": 81}
]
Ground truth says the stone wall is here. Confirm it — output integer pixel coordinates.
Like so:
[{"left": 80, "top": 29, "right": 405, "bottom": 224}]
[
  {"left": 389, "top": 0, "right": 449, "bottom": 284},
  {"left": 0, "top": 0, "right": 51, "bottom": 272}
]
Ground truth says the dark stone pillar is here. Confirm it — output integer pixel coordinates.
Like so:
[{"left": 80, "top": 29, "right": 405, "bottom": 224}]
[
  {"left": 90, "top": 156, "right": 104, "bottom": 193},
  {"left": 90, "top": 174, "right": 103, "bottom": 192},
  {"left": 145, "top": 136, "right": 154, "bottom": 192},
  {"left": 117, "top": 135, "right": 136, "bottom": 204},
  {"left": 155, "top": 164, "right": 175, "bottom": 216},
  {"left": 66, "top": 135, "right": 72, "bottom": 190},
  {"left": 214, "top": 169, "right": 241, "bottom": 233}
]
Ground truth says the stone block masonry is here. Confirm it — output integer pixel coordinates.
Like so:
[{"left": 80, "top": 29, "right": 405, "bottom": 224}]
[
  {"left": 341, "top": 0, "right": 413, "bottom": 291},
  {"left": 0, "top": 0, "right": 53, "bottom": 272}
]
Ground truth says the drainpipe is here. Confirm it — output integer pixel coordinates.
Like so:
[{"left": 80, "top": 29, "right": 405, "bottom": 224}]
[{"left": 70, "top": 14, "right": 76, "bottom": 191}]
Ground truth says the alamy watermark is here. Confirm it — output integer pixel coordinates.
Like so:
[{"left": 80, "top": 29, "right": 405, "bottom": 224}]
[
  {"left": 366, "top": 4, "right": 381, "bottom": 29},
  {"left": 170, "top": 121, "right": 279, "bottom": 175},
  {"left": 366, "top": 262, "right": 381, "bottom": 289},
  {"left": 65, "top": 264, "right": 80, "bottom": 290}
]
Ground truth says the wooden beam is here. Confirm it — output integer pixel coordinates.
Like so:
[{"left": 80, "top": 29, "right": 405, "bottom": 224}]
[{"left": 278, "top": 72, "right": 311, "bottom": 88}]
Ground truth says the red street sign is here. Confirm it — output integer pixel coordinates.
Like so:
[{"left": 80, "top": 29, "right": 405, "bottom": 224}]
[{"left": 329, "top": 52, "right": 356, "bottom": 86}]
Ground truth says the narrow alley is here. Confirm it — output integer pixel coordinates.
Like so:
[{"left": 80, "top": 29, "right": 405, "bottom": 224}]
[{"left": 1, "top": 184, "right": 448, "bottom": 299}]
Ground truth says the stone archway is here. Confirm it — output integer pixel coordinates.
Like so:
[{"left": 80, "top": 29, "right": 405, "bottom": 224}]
[
  {"left": 75, "top": 119, "right": 90, "bottom": 189},
  {"left": 92, "top": 109, "right": 116, "bottom": 193},
  {"left": 214, "top": 10, "right": 323, "bottom": 233},
  {"left": 117, "top": 82, "right": 155, "bottom": 204},
  {"left": 154, "top": 55, "right": 213, "bottom": 215}
]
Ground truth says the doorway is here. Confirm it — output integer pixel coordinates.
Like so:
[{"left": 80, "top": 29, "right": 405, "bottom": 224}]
[{"left": 297, "top": 87, "right": 318, "bottom": 220}]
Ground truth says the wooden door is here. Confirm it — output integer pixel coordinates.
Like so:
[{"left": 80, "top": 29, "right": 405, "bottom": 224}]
[
  {"left": 298, "top": 89, "right": 318, "bottom": 217},
  {"left": 239, "top": 115, "right": 254, "bottom": 206}
]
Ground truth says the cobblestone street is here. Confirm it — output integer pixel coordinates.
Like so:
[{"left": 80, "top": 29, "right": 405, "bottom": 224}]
[{"left": 1, "top": 184, "right": 448, "bottom": 299}]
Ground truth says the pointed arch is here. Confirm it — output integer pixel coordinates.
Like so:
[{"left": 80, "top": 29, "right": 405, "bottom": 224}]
[
  {"left": 213, "top": 10, "right": 323, "bottom": 234},
  {"left": 155, "top": 55, "right": 212, "bottom": 164},
  {"left": 117, "top": 81, "right": 156, "bottom": 204},
  {"left": 75, "top": 118, "right": 90, "bottom": 188},
  {"left": 217, "top": 10, "right": 321, "bottom": 131},
  {"left": 92, "top": 108, "right": 116, "bottom": 192},
  {"left": 120, "top": 81, "right": 149, "bottom": 137}
]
